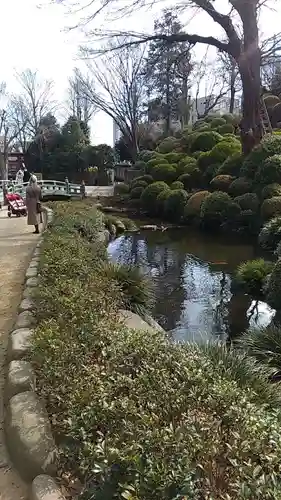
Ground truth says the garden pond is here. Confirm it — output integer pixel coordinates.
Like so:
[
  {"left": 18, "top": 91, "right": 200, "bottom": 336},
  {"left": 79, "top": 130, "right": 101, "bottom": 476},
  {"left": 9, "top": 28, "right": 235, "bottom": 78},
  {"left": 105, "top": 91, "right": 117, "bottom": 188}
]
[{"left": 108, "top": 228, "right": 275, "bottom": 342}]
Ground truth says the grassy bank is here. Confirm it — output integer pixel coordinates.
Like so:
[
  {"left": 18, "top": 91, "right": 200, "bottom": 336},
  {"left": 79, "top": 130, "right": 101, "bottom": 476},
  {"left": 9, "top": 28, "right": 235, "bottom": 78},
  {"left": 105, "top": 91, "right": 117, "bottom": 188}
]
[{"left": 32, "top": 201, "right": 281, "bottom": 499}]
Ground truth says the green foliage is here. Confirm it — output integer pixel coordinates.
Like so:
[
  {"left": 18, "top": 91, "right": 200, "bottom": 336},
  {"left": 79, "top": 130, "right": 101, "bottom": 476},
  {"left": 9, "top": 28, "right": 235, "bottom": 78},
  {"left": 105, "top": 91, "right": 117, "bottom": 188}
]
[
  {"left": 170, "top": 181, "right": 184, "bottom": 190},
  {"left": 239, "top": 326, "right": 281, "bottom": 373},
  {"left": 151, "top": 163, "right": 177, "bottom": 183},
  {"left": 217, "top": 123, "right": 235, "bottom": 135},
  {"left": 241, "top": 134, "right": 281, "bottom": 179},
  {"left": 131, "top": 175, "right": 154, "bottom": 187},
  {"left": 198, "top": 140, "right": 241, "bottom": 171},
  {"left": 255, "top": 154, "right": 281, "bottom": 185},
  {"left": 164, "top": 152, "right": 183, "bottom": 164},
  {"left": 236, "top": 258, "right": 273, "bottom": 295},
  {"left": 264, "top": 95, "right": 281, "bottom": 109},
  {"left": 177, "top": 156, "right": 197, "bottom": 175},
  {"left": 137, "top": 150, "right": 155, "bottom": 163},
  {"left": 164, "top": 189, "right": 189, "bottom": 220},
  {"left": 156, "top": 189, "right": 172, "bottom": 214},
  {"left": 131, "top": 180, "right": 148, "bottom": 190},
  {"left": 32, "top": 202, "right": 281, "bottom": 500},
  {"left": 201, "top": 191, "right": 241, "bottom": 227},
  {"left": 267, "top": 259, "right": 281, "bottom": 310},
  {"left": 259, "top": 217, "right": 281, "bottom": 251},
  {"left": 146, "top": 156, "right": 168, "bottom": 172},
  {"left": 217, "top": 153, "right": 244, "bottom": 176},
  {"left": 177, "top": 173, "right": 191, "bottom": 190},
  {"left": 130, "top": 186, "right": 145, "bottom": 199},
  {"left": 229, "top": 177, "right": 253, "bottom": 196},
  {"left": 262, "top": 183, "right": 281, "bottom": 200},
  {"left": 114, "top": 183, "right": 130, "bottom": 195},
  {"left": 140, "top": 181, "right": 169, "bottom": 214},
  {"left": 190, "top": 131, "right": 223, "bottom": 153},
  {"left": 183, "top": 191, "right": 210, "bottom": 219},
  {"left": 100, "top": 262, "right": 153, "bottom": 316},
  {"left": 234, "top": 193, "right": 259, "bottom": 212},
  {"left": 261, "top": 196, "right": 281, "bottom": 220},
  {"left": 157, "top": 136, "right": 178, "bottom": 153},
  {"left": 210, "top": 117, "right": 227, "bottom": 128},
  {"left": 192, "top": 118, "right": 207, "bottom": 130},
  {"left": 210, "top": 175, "right": 235, "bottom": 193},
  {"left": 178, "top": 163, "right": 201, "bottom": 188},
  {"left": 134, "top": 160, "right": 146, "bottom": 170}
]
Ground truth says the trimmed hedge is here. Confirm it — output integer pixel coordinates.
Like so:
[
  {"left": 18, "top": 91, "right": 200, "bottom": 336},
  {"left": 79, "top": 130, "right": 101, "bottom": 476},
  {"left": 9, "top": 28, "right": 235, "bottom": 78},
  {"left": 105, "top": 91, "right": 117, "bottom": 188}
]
[
  {"left": 236, "top": 258, "right": 273, "bottom": 296},
  {"left": 217, "top": 153, "right": 244, "bottom": 176},
  {"left": 261, "top": 183, "right": 281, "bottom": 200},
  {"left": 190, "top": 131, "right": 223, "bottom": 153},
  {"left": 259, "top": 216, "right": 281, "bottom": 251},
  {"left": 229, "top": 177, "right": 253, "bottom": 196},
  {"left": 234, "top": 193, "right": 259, "bottom": 212},
  {"left": 184, "top": 190, "right": 210, "bottom": 219},
  {"left": 261, "top": 196, "right": 281, "bottom": 220},
  {"left": 210, "top": 175, "right": 235, "bottom": 193},
  {"left": 255, "top": 154, "right": 281, "bottom": 185},
  {"left": 164, "top": 189, "right": 189, "bottom": 220},
  {"left": 201, "top": 191, "right": 241, "bottom": 227},
  {"left": 241, "top": 135, "right": 281, "bottom": 179},
  {"left": 32, "top": 202, "right": 281, "bottom": 500},
  {"left": 140, "top": 181, "right": 169, "bottom": 214},
  {"left": 170, "top": 181, "right": 184, "bottom": 190},
  {"left": 151, "top": 164, "right": 177, "bottom": 183}
]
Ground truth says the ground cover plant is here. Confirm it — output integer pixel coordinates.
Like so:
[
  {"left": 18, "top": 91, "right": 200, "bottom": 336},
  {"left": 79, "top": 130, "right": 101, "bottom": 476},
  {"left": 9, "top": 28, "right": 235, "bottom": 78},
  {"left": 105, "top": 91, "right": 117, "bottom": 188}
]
[{"left": 32, "top": 201, "right": 281, "bottom": 500}]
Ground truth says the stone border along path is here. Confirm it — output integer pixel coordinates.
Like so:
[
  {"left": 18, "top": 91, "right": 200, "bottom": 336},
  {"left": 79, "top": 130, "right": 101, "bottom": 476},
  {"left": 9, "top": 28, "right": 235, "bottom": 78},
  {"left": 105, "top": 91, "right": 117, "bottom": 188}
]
[{"left": 1, "top": 206, "right": 65, "bottom": 500}]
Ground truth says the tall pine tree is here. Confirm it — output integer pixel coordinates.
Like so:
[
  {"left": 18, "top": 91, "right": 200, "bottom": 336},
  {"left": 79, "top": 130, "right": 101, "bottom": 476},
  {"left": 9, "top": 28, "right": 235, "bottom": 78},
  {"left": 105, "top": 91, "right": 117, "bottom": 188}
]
[{"left": 144, "top": 10, "right": 192, "bottom": 135}]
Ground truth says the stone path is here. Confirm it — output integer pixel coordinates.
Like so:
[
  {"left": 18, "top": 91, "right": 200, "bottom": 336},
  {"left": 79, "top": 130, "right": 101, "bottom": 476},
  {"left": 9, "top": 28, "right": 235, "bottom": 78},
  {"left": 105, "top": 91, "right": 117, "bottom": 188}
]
[
  {"left": 85, "top": 185, "right": 114, "bottom": 197},
  {"left": 0, "top": 208, "right": 40, "bottom": 500}
]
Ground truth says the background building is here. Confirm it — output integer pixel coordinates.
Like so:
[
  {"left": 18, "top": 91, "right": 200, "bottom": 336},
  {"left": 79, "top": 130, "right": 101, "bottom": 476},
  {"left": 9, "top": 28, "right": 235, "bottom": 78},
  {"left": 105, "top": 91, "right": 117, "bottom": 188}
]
[{"left": 189, "top": 95, "right": 241, "bottom": 125}]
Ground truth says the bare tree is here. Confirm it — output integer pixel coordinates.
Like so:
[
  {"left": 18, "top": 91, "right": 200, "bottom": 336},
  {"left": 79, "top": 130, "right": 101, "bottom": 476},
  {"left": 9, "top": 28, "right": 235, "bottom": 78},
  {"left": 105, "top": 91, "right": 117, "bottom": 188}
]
[
  {"left": 14, "top": 69, "right": 56, "bottom": 137},
  {"left": 78, "top": 41, "right": 147, "bottom": 160},
  {"left": 193, "top": 54, "right": 229, "bottom": 119},
  {"left": 57, "top": 0, "right": 281, "bottom": 154},
  {"left": 217, "top": 52, "right": 241, "bottom": 114},
  {"left": 67, "top": 68, "right": 96, "bottom": 124}
]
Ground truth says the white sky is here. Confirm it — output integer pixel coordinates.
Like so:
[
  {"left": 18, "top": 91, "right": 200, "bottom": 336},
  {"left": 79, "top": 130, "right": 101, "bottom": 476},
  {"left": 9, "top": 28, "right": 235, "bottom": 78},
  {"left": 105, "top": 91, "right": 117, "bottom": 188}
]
[{"left": 1, "top": 0, "right": 281, "bottom": 146}]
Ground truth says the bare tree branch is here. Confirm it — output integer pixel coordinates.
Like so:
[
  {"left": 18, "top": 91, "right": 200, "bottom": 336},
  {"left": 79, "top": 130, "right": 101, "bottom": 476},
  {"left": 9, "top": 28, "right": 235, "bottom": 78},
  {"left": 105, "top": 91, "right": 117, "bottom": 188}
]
[{"left": 67, "top": 68, "right": 97, "bottom": 123}]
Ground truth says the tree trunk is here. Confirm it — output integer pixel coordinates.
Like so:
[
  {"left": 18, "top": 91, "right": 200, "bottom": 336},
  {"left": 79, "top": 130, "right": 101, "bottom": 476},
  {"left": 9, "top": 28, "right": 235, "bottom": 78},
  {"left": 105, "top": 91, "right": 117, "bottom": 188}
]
[
  {"left": 229, "top": 64, "right": 236, "bottom": 114},
  {"left": 237, "top": 2, "right": 263, "bottom": 155}
]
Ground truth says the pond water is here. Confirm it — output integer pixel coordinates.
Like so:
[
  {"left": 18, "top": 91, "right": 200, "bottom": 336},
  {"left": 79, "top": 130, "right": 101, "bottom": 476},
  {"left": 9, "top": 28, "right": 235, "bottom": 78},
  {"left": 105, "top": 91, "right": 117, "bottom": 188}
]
[{"left": 108, "top": 229, "right": 275, "bottom": 343}]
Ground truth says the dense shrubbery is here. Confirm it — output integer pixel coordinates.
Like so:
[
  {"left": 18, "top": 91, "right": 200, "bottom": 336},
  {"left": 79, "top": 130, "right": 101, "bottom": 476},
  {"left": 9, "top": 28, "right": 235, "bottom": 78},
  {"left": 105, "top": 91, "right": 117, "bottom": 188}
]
[
  {"left": 164, "top": 189, "right": 189, "bottom": 221},
  {"left": 259, "top": 217, "right": 281, "bottom": 251},
  {"left": 140, "top": 181, "right": 169, "bottom": 214},
  {"left": 184, "top": 191, "right": 210, "bottom": 220},
  {"left": 190, "top": 130, "right": 222, "bottom": 152},
  {"left": 33, "top": 202, "right": 281, "bottom": 500},
  {"left": 255, "top": 154, "right": 281, "bottom": 185},
  {"left": 261, "top": 196, "right": 281, "bottom": 220},
  {"left": 234, "top": 193, "right": 259, "bottom": 212},
  {"left": 236, "top": 258, "right": 273, "bottom": 295},
  {"left": 267, "top": 259, "right": 281, "bottom": 310},
  {"left": 261, "top": 183, "right": 281, "bottom": 200},
  {"left": 210, "top": 174, "right": 234, "bottom": 192},
  {"left": 241, "top": 135, "right": 281, "bottom": 179},
  {"left": 229, "top": 177, "right": 253, "bottom": 196},
  {"left": 217, "top": 152, "right": 244, "bottom": 176},
  {"left": 130, "top": 186, "right": 145, "bottom": 199},
  {"left": 151, "top": 163, "right": 177, "bottom": 183},
  {"left": 201, "top": 191, "right": 241, "bottom": 227},
  {"left": 170, "top": 181, "right": 184, "bottom": 190}
]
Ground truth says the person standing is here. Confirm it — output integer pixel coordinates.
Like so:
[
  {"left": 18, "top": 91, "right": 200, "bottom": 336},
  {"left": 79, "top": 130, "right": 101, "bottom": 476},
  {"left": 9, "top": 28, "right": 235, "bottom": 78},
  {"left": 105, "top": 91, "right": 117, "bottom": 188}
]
[
  {"left": 25, "top": 175, "right": 42, "bottom": 234},
  {"left": 23, "top": 164, "right": 30, "bottom": 183},
  {"left": 15, "top": 167, "right": 24, "bottom": 184}
]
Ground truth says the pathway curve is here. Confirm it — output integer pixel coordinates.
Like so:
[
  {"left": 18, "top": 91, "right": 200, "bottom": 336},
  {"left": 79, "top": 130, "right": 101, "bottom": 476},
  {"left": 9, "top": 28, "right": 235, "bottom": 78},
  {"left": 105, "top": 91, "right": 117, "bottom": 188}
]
[{"left": 0, "top": 208, "right": 40, "bottom": 500}]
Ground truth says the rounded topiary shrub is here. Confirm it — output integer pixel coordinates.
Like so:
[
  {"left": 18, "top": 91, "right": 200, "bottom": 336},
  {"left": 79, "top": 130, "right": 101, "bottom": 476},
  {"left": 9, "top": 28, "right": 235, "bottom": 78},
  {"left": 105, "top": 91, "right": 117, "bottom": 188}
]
[
  {"left": 192, "top": 118, "right": 208, "bottom": 130},
  {"left": 261, "top": 196, "right": 281, "bottom": 220},
  {"left": 151, "top": 164, "right": 177, "bottom": 183},
  {"left": 234, "top": 193, "right": 259, "bottom": 212},
  {"left": 261, "top": 183, "right": 281, "bottom": 200},
  {"left": 203, "top": 164, "right": 220, "bottom": 184},
  {"left": 114, "top": 183, "right": 130, "bottom": 195},
  {"left": 264, "top": 95, "right": 281, "bottom": 109},
  {"left": 164, "top": 189, "right": 189, "bottom": 221},
  {"left": 217, "top": 153, "right": 244, "bottom": 177},
  {"left": 177, "top": 173, "right": 191, "bottom": 190},
  {"left": 164, "top": 152, "right": 183, "bottom": 164},
  {"left": 210, "top": 117, "right": 227, "bottom": 128},
  {"left": 190, "top": 131, "right": 223, "bottom": 153},
  {"left": 217, "top": 123, "right": 235, "bottom": 135},
  {"left": 137, "top": 150, "right": 155, "bottom": 163},
  {"left": 184, "top": 191, "right": 210, "bottom": 220},
  {"left": 177, "top": 156, "right": 197, "bottom": 175},
  {"left": 267, "top": 259, "right": 281, "bottom": 310},
  {"left": 140, "top": 181, "right": 169, "bottom": 214},
  {"left": 259, "top": 217, "right": 281, "bottom": 251},
  {"left": 198, "top": 140, "right": 241, "bottom": 171},
  {"left": 134, "top": 160, "right": 146, "bottom": 170},
  {"left": 157, "top": 137, "right": 177, "bottom": 154},
  {"left": 255, "top": 154, "right": 281, "bottom": 185},
  {"left": 131, "top": 179, "right": 148, "bottom": 189},
  {"left": 210, "top": 175, "right": 235, "bottom": 193},
  {"left": 241, "top": 135, "right": 281, "bottom": 179},
  {"left": 130, "top": 186, "right": 145, "bottom": 199},
  {"left": 146, "top": 156, "right": 168, "bottom": 173},
  {"left": 200, "top": 191, "right": 241, "bottom": 227},
  {"left": 156, "top": 189, "right": 172, "bottom": 216},
  {"left": 236, "top": 258, "right": 273, "bottom": 296},
  {"left": 229, "top": 177, "right": 253, "bottom": 196},
  {"left": 170, "top": 181, "right": 184, "bottom": 190}
]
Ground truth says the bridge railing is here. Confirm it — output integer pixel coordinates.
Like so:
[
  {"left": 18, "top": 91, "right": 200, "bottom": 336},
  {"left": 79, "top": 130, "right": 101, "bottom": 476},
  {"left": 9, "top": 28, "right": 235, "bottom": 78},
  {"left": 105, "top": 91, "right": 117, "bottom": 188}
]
[{"left": 6, "top": 180, "right": 81, "bottom": 198}]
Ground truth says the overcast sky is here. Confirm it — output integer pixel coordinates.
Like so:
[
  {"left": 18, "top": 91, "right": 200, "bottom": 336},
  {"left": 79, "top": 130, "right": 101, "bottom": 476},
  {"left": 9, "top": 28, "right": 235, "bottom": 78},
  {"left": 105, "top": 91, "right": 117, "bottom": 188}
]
[{"left": 1, "top": 0, "right": 280, "bottom": 145}]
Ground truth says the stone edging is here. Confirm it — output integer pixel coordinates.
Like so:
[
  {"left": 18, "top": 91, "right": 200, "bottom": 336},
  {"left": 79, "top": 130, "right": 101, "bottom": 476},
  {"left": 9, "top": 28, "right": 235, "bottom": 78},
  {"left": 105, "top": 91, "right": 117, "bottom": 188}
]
[{"left": 4, "top": 207, "right": 65, "bottom": 500}]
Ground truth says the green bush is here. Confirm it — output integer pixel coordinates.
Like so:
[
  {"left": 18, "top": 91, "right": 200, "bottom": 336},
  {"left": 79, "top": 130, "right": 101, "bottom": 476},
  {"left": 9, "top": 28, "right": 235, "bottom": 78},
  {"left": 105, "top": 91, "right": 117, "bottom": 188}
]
[
  {"left": 170, "top": 181, "right": 184, "bottom": 190},
  {"left": 217, "top": 153, "right": 244, "bottom": 176},
  {"left": 192, "top": 118, "right": 208, "bottom": 130},
  {"left": 259, "top": 216, "right": 281, "bottom": 250},
  {"left": 255, "top": 154, "right": 281, "bottom": 185},
  {"left": 134, "top": 160, "right": 146, "bottom": 170},
  {"left": 146, "top": 156, "right": 168, "bottom": 172},
  {"left": 164, "top": 152, "right": 183, "bottom": 164},
  {"left": 203, "top": 164, "right": 220, "bottom": 184},
  {"left": 261, "top": 196, "right": 281, "bottom": 220},
  {"left": 210, "top": 117, "right": 227, "bottom": 128},
  {"left": 229, "top": 177, "right": 253, "bottom": 196},
  {"left": 177, "top": 164, "right": 201, "bottom": 188},
  {"left": 177, "top": 156, "right": 197, "bottom": 175},
  {"left": 140, "top": 181, "right": 169, "bottom": 214},
  {"left": 210, "top": 175, "right": 235, "bottom": 193},
  {"left": 130, "top": 186, "right": 145, "bottom": 199},
  {"left": 131, "top": 180, "right": 148, "bottom": 190},
  {"left": 241, "top": 134, "right": 281, "bottom": 179},
  {"left": 183, "top": 191, "right": 210, "bottom": 220},
  {"left": 157, "top": 136, "right": 178, "bottom": 154},
  {"left": 267, "top": 259, "right": 281, "bottom": 310},
  {"left": 190, "top": 131, "right": 223, "bottom": 153},
  {"left": 239, "top": 326, "right": 281, "bottom": 373},
  {"left": 198, "top": 140, "right": 241, "bottom": 171},
  {"left": 114, "top": 183, "right": 130, "bottom": 195},
  {"left": 32, "top": 202, "right": 281, "bottom": 500},
  {"left": 264, "top": 95, "right": 281, "bottom": 109},
  {"left": 164, "top": 189, "right": 189, "bottom": 221},
  {"left": 151, "top": 164, "right": 177, "bottom": 183},
  {"left": 177, "top": 173, "right": 191, "bottom": 190},
  {"left": 201, "top": 191, "right": 241, "bottom": 227},
  {"left": 234, "top": 193, "right": 259, "bottom": 212},
  {"left": 262, "top": 183, "right": 281, "bottom": 200},
  {"left": 100, "top": 262, "right": 153, "bottom": 316},
  {"left": 217, "top": 123, "right": 235, "bottom": 135},
  {"left": 156, "top": 189, "right": 172, "bottom": 215},
  {"left": 137, "top": 150, "right": 155, "bottom": 163},
  {"left": 236, "top": 258, "right": 273, "bottom": 295}
]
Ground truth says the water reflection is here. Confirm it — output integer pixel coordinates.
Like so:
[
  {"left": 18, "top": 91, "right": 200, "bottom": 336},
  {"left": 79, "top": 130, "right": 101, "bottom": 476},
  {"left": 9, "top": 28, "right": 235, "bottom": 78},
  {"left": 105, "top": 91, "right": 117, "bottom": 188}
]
[{"left": 108, "top": 229, "right": 275, "bottom": 341}]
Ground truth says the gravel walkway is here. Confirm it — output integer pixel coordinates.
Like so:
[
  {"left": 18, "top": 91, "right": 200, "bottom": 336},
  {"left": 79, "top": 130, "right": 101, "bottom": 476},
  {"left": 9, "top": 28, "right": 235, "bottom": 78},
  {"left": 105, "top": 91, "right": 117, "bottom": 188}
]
[{"left": 0, "top": 208, "right": 40, "bottom": 500}]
